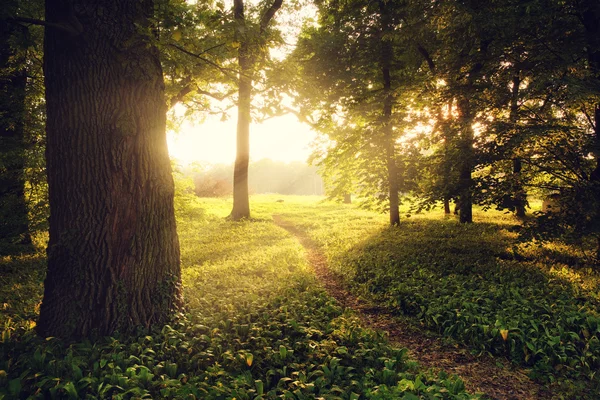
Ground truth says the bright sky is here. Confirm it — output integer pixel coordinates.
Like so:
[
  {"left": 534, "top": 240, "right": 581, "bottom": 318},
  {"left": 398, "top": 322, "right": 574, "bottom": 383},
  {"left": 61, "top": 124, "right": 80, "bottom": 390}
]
[
  {"left": 167, "top": 2, "right": 319, "bottom": 166},
  {"left": 167, "top": 112, "right": 317, "bottom": 165}
]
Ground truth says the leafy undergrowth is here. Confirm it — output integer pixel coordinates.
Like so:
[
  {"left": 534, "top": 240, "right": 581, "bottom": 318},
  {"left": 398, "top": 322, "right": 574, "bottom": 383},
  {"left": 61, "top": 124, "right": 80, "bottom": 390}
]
[
  {"left": 274, "top": 196, "right": 600, "bottom": 398},
  {"left": 0, "top": 194, "right": 475, "bottom": 399}
]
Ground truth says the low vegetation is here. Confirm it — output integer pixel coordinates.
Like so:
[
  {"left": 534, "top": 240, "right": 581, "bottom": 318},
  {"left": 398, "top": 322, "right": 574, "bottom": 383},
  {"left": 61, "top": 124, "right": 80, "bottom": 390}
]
[
  {"left": 276, "top": 197, "right": 600, "bottom": 397},
  {"left": 0, "top": 194, "right": 474, "bottom": 399}
]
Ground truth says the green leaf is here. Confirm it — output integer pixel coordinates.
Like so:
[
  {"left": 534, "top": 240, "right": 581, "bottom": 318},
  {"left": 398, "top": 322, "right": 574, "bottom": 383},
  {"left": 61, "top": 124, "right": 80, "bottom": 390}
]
[
  {"left": 63, "top": 381, "right": 78, "bottom": 399},
  {"left": 255, "top": 379, "right": 264, "bottom": 396}
]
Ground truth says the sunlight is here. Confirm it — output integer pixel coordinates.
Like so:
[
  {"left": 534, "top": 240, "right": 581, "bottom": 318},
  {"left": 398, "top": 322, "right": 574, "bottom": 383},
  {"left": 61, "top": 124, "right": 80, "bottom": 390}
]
[{"left": 167, "top": 110, "right": 317, "bottom": 165}]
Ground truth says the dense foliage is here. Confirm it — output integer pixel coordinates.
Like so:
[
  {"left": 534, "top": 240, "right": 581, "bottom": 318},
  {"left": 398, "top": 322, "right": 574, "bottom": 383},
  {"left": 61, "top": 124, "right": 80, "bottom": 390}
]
[{"left": 288, "top": 0, "right": 600, "bottom": 254}]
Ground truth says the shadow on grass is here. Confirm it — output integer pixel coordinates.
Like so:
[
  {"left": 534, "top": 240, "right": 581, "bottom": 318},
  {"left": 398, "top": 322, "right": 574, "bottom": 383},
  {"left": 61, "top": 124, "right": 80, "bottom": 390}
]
[{"left": 327, "top": 216, "right": 600, "bottom": 394}]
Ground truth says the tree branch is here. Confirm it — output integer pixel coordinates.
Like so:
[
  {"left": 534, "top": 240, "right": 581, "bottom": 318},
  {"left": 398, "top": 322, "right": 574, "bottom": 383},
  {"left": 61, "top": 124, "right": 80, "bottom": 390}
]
[
  {"left": 9, "top": 16, "right": 82, "bottom": 36},
  {"left": 168, "top": 43, "right": 237, "bottom": 80},
  {"left": 196, "top": 88, "right": 237, "bottom": 101},
  {"left": 416, "top": 42, "right": 435, "bottom": 73},
  {"left": 169, "top": 76, "right": 194, "bottom": 108},
  {"left": 260, "top": 0, "right": 283, "bottom": 33},
  {"left": 234, "top": 0, "right": 244, "bottom": 22}
]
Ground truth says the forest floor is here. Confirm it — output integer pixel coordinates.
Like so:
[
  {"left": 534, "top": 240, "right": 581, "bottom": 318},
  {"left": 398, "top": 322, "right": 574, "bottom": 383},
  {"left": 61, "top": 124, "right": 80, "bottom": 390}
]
[{"left": 273, "top": 214, "right": 553, "bottom": 400}]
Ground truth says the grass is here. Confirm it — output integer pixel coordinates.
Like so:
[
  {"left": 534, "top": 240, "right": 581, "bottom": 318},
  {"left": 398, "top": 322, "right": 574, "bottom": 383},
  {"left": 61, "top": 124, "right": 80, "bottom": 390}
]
[
  {"left": 272, "top": 195, "right": 600, "bottom": 398},
  {"left": 0, "top": 193, "right": 475, "bottom": 399}
]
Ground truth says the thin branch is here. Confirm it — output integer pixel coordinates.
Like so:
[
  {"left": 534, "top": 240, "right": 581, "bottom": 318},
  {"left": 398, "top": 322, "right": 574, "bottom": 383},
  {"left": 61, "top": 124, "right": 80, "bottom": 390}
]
[
  {"left": 168, "top": 43, "right": 237, "bottom": 79},
  {"left": 416, "top": 42, "right": 435, "bottom": 73},
  {"left": 282, "top": 106, "right": 318, "bottom": 128},
  {"left": 581, "top": 104, "right": 596, "bottom": 130},
  {"left": 196, "top": 88, "right": 236, "bottom": 101},
  {"left": 169, "top": 78, "right": 194, "bottom": 108}
]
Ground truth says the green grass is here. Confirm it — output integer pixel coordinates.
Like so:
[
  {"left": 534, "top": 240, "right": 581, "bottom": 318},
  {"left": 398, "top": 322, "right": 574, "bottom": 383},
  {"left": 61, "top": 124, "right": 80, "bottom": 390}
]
[
  {"left": 0, "top": 194, "right": 475, "bottom": 399},
  {"left": 272, "top": 195, "right": 600, "bottom": 398}
]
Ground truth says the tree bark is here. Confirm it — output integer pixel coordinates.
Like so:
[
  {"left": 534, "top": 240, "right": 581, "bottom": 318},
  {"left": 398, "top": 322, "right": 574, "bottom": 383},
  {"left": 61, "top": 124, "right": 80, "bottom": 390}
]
[
  {"left": 231, "top": 45, "right": 252, "bottom": 220},
  {"left": 379, "top": 0, "right": 399, "bottom": 226},
  {"left": 457, "top": 97, "right": 473, "bottom": 223},
  {"left": 509, "top": 71, "right": 526, "bottom": 218},
  {"left": 441, "top": 102, "right": 453, "bottom": 216},
  {"left": 229, "top": 0, "right": 282, "bottom": 221},
  {"left": 38, "top": 0, "right": 182, "bottom": 339},
  {"left": 0, "top": 21, "right": 31, "bottom": 249},
  {"left": 444, "top": 197, "right": 451, "bottom": 215}
]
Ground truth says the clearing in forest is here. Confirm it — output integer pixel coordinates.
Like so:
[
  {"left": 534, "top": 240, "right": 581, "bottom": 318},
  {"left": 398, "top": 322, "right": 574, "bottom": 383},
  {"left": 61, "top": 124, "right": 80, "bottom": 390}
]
[{"left": 1, "top": 194, "right": 598, "bottom": 399}]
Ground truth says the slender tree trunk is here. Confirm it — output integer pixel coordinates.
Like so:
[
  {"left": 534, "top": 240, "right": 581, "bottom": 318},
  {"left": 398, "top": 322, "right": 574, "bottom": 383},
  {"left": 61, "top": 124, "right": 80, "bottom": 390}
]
[
  {"left": 513, "top": 157, "right": 526, "bottom": 217},
  {"left": 379, "top": 0, "right": 399, "bottom": 226},
  {"left": 343, "top": 193, "right": 352, "bottom": 204},
  {"left": 457, "top": 97, "right": 473, "bottom": 223},
  {"left": 440, "top": 102, "right": 452, "bottom": 216},
  {"left": 510, "top": 71, "right": 526, "bottom": 218},
  {"left": 229, "top": 0, "right": 282, "bottom": 220},
  {"left": 231, "top": 49, "right": 252, "bottom": 220},
  {"left": 0, "top": 22, "right": 31, "bottom": 249},
  {"left": 38, "top": 0, "right": 182, "bottom": 339}
]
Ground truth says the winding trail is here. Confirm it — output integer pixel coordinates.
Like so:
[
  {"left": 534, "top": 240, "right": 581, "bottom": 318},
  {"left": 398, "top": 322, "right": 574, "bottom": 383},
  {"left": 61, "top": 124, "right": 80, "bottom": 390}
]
[{"left": 273, "top": 215, "right": 552, "bottom": 400}]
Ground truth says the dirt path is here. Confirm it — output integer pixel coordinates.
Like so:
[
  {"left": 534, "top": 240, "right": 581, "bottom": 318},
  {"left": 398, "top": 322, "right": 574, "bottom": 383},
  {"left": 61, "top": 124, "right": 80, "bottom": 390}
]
[{"left": 273, "top": 215, "right": 552, "bottom": 400}]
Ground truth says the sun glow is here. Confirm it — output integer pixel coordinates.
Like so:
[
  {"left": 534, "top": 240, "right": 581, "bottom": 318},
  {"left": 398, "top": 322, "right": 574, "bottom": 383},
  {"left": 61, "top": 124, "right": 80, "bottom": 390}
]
[{"left": 167, "top": 110, "right": 317, "bottom": 165}]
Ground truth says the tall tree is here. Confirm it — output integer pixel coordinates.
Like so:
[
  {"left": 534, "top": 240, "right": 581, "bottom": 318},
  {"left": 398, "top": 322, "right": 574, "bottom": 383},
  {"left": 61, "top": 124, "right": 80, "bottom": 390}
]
[
  {"left": 378, "top": 0, "right": 400, "bottom": 225},
  {"left": 38, "top": 0, "right": 182, "bottom": 339},
  {"left": 230, "top": 0, "right": 283, "bottom": 220},
  {"left": 291, "top": 0, "right": 420, "bottom": 225}
]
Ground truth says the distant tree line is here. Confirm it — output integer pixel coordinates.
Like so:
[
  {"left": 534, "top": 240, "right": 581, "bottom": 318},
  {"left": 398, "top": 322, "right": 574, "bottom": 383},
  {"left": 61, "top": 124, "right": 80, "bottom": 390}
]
[{"left": 188, "top": 159, "right": 324, "bottom": 197}]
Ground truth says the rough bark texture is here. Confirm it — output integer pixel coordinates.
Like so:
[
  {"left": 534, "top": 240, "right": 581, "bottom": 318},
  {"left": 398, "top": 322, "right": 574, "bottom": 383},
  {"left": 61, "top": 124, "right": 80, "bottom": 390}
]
[
  {"left": 457, "top": 97, "right": 473, "bottom": 223},
  {"left": 509, "top": 71, "right": 526, "bottom": 218},
  {"left": 0, "top": 21, "right": 31, "bottom": 248},
  {"left": 38, "top": 0, "right": 182, "bottom": 339},
  {"left": 379, "top": 0, "right": 399, "bottom": 226}
]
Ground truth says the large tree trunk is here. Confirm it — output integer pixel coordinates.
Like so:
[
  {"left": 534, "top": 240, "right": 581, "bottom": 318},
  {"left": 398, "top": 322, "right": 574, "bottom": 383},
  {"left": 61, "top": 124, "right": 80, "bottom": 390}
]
[
  {"left": 0, "top": 21, "right": 31, "bottom": 249},
  {"left": 230, "top": 45, "right": 252, "bottom": 220},
  {"left": 509, "top": 71, "right": 526, "bottom": 218},
  {"left": 457, "top": 97, "right": 473, "bottom": 223},
  {"left": 379, "top": 0, "right": 399, "bottom": 226},
  {"left": 38, "top": 0, "right": 182, "bottom": 339}
]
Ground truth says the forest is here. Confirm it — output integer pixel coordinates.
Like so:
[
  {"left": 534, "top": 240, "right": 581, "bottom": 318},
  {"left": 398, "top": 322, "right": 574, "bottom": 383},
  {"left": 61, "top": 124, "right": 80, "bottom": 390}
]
[{"left": 1, "top": 0, "right": 600, "bottom": 398}]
